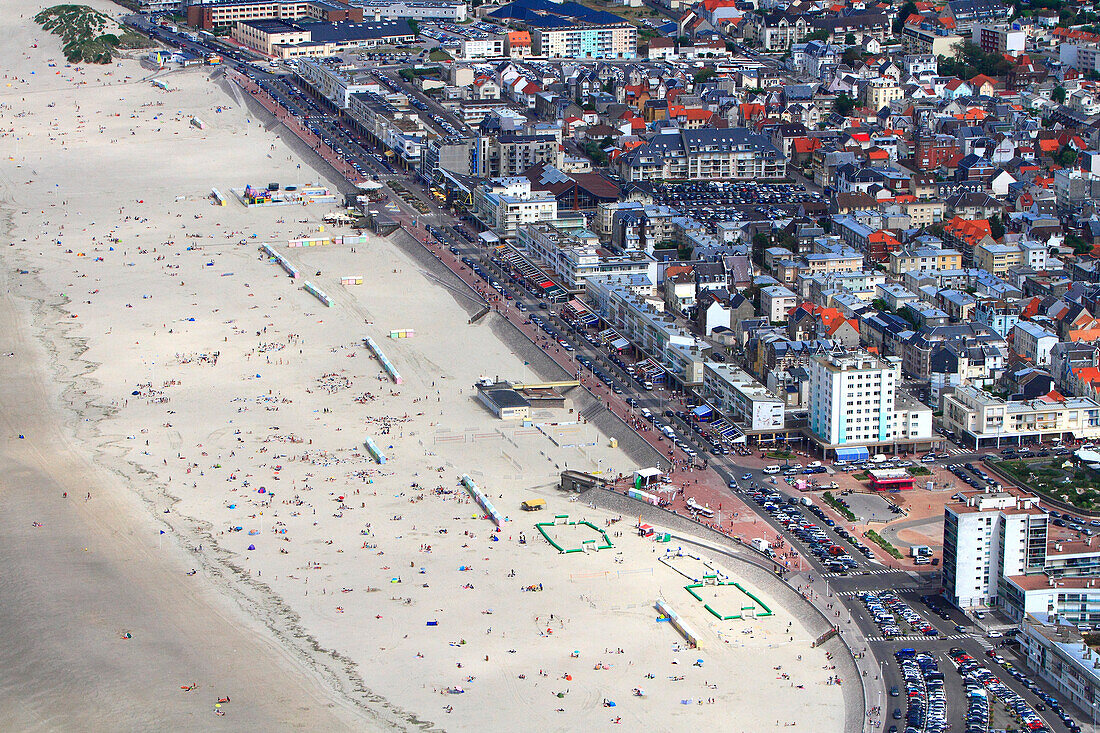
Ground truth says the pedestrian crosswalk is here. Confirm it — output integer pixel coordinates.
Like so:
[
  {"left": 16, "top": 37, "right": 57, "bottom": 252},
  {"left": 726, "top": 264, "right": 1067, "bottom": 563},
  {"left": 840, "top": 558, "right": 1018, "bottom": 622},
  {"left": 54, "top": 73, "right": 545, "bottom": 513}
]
[
  {"left": 824, "top": 568, "right": 908, "bottom": 578},
  {"left": 941, "top": 448, "right": 972, "bottom": 456},
  {"left": 868, "top": 633, "right": 969, "bottom": 643}
]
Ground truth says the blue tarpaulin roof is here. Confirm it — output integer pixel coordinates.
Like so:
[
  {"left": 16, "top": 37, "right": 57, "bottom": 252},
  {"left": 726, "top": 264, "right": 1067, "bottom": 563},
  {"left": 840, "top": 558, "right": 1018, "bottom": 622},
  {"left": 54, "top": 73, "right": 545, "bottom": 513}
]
[
  {"left": 835, "top": 446, "right": 869, "bottom": 461},
  {"left": 692, "top": 405, "right": 712, "bottom": 418}
]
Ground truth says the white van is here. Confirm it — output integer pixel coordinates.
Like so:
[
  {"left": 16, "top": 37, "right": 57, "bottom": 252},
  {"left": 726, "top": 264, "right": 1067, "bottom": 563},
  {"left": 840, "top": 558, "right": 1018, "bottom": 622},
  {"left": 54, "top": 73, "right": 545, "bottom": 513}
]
[
  {"left": 762, "top": 465, "right": 781, "bottom": 475},
  {"left": 640, "top": 408, "right": 653, "bottom": 421}
]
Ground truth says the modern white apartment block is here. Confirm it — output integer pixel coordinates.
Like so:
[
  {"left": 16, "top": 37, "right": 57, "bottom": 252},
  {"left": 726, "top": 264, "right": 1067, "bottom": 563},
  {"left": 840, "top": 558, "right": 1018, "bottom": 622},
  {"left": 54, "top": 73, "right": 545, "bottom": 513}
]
[
  {"left": 808, "top": 351, "right": 932, "bottom": 455},
  {"left": 514, "top": 221, "right": 655, "bottom": 291},
  {"left": 353, "top": 0, "right": 467, "bottom": 21},
  {"left": 531, "top": 23, "right": 637, "bottom": 60},
  {"left": 942, "top": 492, "right": 1047, "bottom": 609},
  {"left": 1017, "top": 616, "right": 1100, "bottom": 722},
  {"left": 701, "top": 363, "right": 785, "bottom": 432},
  {"left": 941, "top": 385, "right": 1100, "bottom": 448},
  {"left": 471, "top": 177, "right": 558, "bottom": 239}
]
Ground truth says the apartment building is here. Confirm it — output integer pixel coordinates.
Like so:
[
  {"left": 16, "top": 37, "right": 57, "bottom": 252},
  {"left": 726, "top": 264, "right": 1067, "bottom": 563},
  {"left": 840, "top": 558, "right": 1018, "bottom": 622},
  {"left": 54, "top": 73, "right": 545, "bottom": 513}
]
[
  {"left": 531, "top": 23, "right": 637, "bottom": 60},
  {"left": 1016, "top": 616, "right": 1100, "bottom": 721},
  {"left": 514, "top": 221, "right": 655, "bottom": 291},
  {"left": 860, "top": 78, "right": 903, "bottom": 111},
  {"left": 353, "top": 0, "right": 467, "bottom": 21},
  {"left": 345, "top": 90, "right": 423, "bottom": 166},
  {"left": 472, "top": 177, "right": 558, "bottom": 239},
  {"left": 941, "top": 385, "right": 1100, "bottom": 448},
  {"left": 901, "top": 23, "right": 963, "bottom": 57},
  {"left": 478, "top": 134, "right": 562, "bottom": 178},
  {"left": 744, "top": 12, "right": 810, "bottom": 52},
  {"left": 618, "top": 128, "right": 786, "bottom": 182},
  {"left": 942, "top": 491, "right": 1047, "bottom": 609},
  {"left": 1013, "top": 321, "right": 1059, "bottom": 366},
  {"left": 701, "top": 363, "right": 785, "bottom": 432},
  {"left": 973, "top": 241, "right": 1023, "bottom": 276},
  {"left": 585, "top": 276, "right": 699, "bottom": 371},
  {"left": 760, "top": 285, "right": 797, "bottom": 323},
  {"left": 888, "top": 246, "right": 963, "bottom": 275},
  {"left": 898, "top": 200, "right": 946, "bottom": 229},
  {"left": 1060, "top": 42, "right": 1100, "bottom": 73},
  {"left": 294, "top": 57, "right": 375, "bottom": 108},
  {"left": 807, "top": 351, "right": 933, "bottom": 457},
  {"left": 974, "top": 301, "right": 1020, "bottom": 339},
  {"left": 186, "top": 0, "right": 362, "bottom": 30},
  {"left": 972, "top": 22, "right": 1026, "bottom": 54},
  {"left": 460, "top": 36, "right": 505, "bottom": 59}
]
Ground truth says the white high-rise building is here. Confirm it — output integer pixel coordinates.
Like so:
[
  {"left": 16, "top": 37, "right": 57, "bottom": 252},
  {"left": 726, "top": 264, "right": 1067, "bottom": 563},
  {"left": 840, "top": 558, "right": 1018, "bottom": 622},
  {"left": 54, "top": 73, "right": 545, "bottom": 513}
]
[
  {"left": 808, "top": 351, "right": 894, "bottom": 450},
  {"left": 808, "top": 350, "right": 932, "bottom": 459},
  {"left": 942, "top": 492, "right": 1048, "bottom": 609}
]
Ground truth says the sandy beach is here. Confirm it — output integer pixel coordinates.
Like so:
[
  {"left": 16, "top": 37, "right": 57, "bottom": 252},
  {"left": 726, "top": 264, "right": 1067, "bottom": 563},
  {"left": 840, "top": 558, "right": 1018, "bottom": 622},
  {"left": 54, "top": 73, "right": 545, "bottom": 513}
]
[{"left": 0, "top": 3, "right": 849, "bottom": 729}]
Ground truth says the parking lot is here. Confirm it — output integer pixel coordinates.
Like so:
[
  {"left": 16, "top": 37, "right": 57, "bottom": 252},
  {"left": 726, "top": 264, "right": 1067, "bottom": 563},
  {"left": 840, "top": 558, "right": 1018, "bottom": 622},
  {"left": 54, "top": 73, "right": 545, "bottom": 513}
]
[{"left": 642, "top": 180, "right": 825, "bottom": 225}]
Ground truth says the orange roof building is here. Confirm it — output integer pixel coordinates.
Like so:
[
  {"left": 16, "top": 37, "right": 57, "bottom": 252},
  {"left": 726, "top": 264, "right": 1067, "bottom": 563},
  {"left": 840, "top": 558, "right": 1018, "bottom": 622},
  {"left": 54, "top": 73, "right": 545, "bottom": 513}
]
[{"left": 944, "top": 216, "right": 992, "bottom": 248}]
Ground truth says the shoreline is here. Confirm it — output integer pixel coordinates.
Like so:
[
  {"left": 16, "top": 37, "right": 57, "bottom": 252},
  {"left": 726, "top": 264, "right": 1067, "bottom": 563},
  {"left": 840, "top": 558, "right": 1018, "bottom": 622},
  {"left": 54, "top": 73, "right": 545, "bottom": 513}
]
[{"left": 0, "top": 4, "right": 849, "bottom": 729}]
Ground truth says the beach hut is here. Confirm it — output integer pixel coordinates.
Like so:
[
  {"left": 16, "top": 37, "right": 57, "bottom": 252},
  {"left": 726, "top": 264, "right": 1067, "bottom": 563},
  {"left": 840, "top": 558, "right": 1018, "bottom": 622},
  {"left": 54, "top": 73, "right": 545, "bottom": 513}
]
[{"left": 521, "top": 498, "right": 546, "bottom": 511}]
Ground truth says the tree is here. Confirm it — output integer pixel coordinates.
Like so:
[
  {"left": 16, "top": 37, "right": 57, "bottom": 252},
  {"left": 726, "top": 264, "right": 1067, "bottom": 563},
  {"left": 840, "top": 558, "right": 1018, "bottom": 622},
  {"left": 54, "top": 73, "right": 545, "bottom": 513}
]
[
  {"left": 937, "top": 42, "right": 1011, "bottom": 79},
  {"left": 894, "top": 0, "right": 917, "bottom": 33},
  {"left": 989, "top": 213, "right": 1005, "bottom": 240},
  {"left": 1054, "top": 145, "right": 1079, "bottom": 167},
  {"left": 842, "top": 47, "right": 862, "bottom": 66},
  {"left": 1052, "top": 85, "right": 1067, "bottom": 105},
  {"left": 804, "top": 29, "right": 830, "bottom": 43},
  {"left": 751, "top": 232, "right": 770, "bottom": 266},
  {"left": 1066, "top": 233, "right": 1092, "bottom": 255},
  {"left": 693, "top": 68, "right": 716, "bottom": 84},
  {"left": 845, "top": 32, "right": 857, "bottom": 46},
  {"left": 871, "top": 298, "right": 892, "bottom": 313},
  {"left": 833, "top": 93, "right": 857, "bottom": 115}
]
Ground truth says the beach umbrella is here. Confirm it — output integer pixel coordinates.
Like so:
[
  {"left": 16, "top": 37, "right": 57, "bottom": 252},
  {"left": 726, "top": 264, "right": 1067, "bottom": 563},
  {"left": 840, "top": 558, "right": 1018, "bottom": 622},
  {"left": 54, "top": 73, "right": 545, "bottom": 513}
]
[{"left": 247, "top": 544, "right": 255, "bottom": 550}]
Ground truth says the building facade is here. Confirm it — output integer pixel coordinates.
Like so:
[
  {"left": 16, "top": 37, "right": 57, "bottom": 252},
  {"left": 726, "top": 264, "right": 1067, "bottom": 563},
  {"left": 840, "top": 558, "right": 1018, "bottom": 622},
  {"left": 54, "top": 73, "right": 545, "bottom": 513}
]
[
  {"left": 942, "top": 492, "right": 1047, "bottom": 609},
  {"left": 531, "top": 23, "right": 637, "bottom": 60},
  {"left": 941, "top": 385, "right": 1100, "bottom": 448}
]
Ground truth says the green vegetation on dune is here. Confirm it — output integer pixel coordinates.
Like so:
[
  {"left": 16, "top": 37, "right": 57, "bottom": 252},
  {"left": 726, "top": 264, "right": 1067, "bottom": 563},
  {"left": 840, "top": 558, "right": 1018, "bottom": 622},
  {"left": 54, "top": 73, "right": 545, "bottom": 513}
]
[{"left": 35, "top": 4, "right": 150, "bottom": 64}]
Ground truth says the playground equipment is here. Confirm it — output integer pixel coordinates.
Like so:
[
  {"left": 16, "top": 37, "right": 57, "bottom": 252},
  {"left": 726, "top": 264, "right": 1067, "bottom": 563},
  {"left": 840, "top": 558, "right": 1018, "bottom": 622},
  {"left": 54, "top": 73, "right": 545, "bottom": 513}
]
[
  {"left": 259, "top": 244, "right": 299, "bottom": 279},
  {"left": 302, "top": 281, "right": 334, "bottom": 307},
  {"left": 535, "top": 516, "right": 613, "bottom": 554},
  {"left": 364, "top": 437, "right": 387, "bottom": 464},
  {"left": 655, "top": 599, "right": 698, "bottom": 649},
  {"left": 460, "top": 474, "right": 503, "bottom": 527},
  {"left": 363, "top": 337, "right": 402, "bottom": 385}
]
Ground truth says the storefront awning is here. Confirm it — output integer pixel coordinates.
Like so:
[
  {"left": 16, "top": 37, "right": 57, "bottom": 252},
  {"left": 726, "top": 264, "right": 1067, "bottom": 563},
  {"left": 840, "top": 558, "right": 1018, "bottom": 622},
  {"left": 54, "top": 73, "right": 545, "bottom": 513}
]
[{"left": 835, "top": 447, "right": 870, "bottom": 462}]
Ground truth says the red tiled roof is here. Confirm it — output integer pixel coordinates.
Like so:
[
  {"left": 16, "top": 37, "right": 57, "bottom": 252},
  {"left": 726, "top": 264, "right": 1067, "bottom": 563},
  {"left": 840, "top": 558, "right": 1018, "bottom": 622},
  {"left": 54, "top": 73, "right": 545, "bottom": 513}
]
[{"left": 792, "top": 137, "right": 822, "bottom": 154}]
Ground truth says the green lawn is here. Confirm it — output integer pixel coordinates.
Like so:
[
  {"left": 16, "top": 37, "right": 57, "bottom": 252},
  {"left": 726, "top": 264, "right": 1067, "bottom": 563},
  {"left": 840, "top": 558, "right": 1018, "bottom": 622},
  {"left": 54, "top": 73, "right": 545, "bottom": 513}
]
[{"left": 997, "top": 459, "right": 1100, "bottom": 511}]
